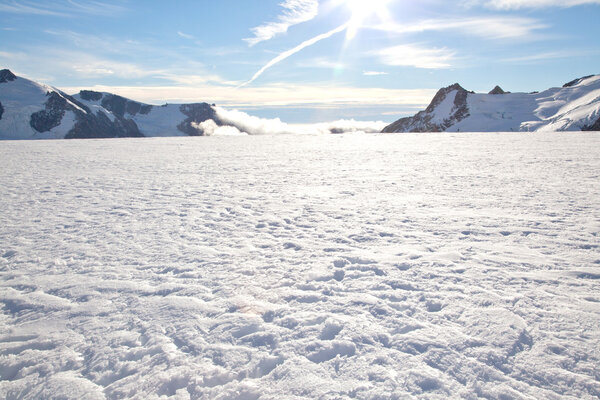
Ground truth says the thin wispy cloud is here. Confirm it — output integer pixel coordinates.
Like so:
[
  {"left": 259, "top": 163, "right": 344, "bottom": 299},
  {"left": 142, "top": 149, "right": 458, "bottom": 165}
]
[
  {"left": 372, "top": 16, "right": 547, "bottom": 40},
  {"left": 240, "top": 22, "right": 350, "bottom": 87},
  {"left": 375, "top": 44, "right": 456, "bottom": 69},
  {"left": 0, "top": 0, "right": 127, "bottom": 17},
  {"left": 464, "top": 0, "right": 600, "bottom": 8},
  {"left": 502, "top": 50, "right": 595, "bottom": 63},
  {"left": 296, "top": 57, "right": 345, "bottom": 69},
  {"left": 0, "top": 45, "right": 231, "bottom": 87},
  {"left": 65, "top": 0, "right": 127, "bottom": 15},
  {"left": 363, "top": 71, "right": 388, "bottom": 76},
  {"left": 177, "top": 31, "right": 194, "bottom": 40},
  {"left": 41, "top": 30, "right": 209, "bottom": 70},
  {"left": 241, "top": 8, "right": 545, "bottom": 86},
  {"left": 0, "top": 1, "right": 68, "bottom": 16},
  {"left": 244, "top": 0, "right": 319, "bottom": 47}
]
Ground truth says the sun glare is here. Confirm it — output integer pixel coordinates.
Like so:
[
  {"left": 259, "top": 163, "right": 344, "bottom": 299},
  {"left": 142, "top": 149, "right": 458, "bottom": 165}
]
[{"left": 345, "top": 0, "right": 393, "bottom": 40}]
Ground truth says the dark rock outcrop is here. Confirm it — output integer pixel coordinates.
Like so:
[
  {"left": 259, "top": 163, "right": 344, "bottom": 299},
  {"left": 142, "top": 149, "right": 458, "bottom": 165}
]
[
  {"left": 66, "top": 111, "right": 143, "bottom": 139},
  {"left": 0, "top": 69, "right": 17, "bottom": 83},
  {"left": 30, "top": 91, "right": 92, "bottom": 133},
  {"left": 28, "top": 89, "right": 144, "bottom": 138},
  {"left": 563, "top": 75, "right": 594, "bottom": 88},
  {"left": 99, "top": 94, "right": 153, "bottom": 118},
  {"left": 30, "top": 92, "right": 70, "bottom": 132},
  {"left": 489, "top": 86, "right": 506, "bottom": 95},
  {"left": 583, "top": 117, "right": 600, "bottom": 131},
  {"left": 382, "top": 83, "right": 470, "bottom": 133},
  {"left": 79, "top": 90, "right": 103, "bottom": 102},
  {"left": 0, "top": 101, "right": 3, "bottom": 120},
  {"left": 177, "top": 103, "right": 220, "bottom": 136}
]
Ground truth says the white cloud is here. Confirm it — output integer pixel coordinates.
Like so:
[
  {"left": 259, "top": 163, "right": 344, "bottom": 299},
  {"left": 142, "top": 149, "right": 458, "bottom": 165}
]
[
  {"left": 375, "top": 44, "right": 456, "bottom": 69},
  {"left": 363, "top": 71, "right": 388, "bottom": 76},
  {"left": 244, "top": 0, "right": 319, "bottom": 46},
  {"left": 193, "top": 119, "right": 247, "bottom": 136},
  {"left": 213, "top": 107, "right": 387, "bottom": 135},
  {"left": 464, "top": 0, "right": 600, "bottom": 8}
]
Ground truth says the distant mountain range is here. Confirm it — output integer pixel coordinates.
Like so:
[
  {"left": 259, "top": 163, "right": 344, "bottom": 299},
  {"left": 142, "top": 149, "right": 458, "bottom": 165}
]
[
  {"left": 383, "top": 75, "right": 600, "bottom": 133},
  {"left": 0, "top": 69, "right": 229, "bottom": 140},
  {"left": 1, "top": 68, "right": 599, "bottom": 139}
]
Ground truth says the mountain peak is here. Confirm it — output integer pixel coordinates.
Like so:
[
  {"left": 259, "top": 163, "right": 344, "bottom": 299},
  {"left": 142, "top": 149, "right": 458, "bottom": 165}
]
[
  {"left": 563, "top": 75, "right": 595, "bottom": 88},
  {"left": 489, "top": 86, "right": 506, "bottom": 95},
  {"left": 382, "top": 82, "right": 471, "bottom": 133},
  {"left": 424, "top": 83, "right": 468, "bottom": 113},
  {"left": 0, "top": 69, "right": 17, "bottom": 83}
]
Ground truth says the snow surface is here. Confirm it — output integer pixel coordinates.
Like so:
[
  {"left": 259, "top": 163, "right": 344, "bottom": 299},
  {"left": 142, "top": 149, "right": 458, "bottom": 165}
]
[{"left": 1, "top": 132, "right": 599, "bottom": 399}]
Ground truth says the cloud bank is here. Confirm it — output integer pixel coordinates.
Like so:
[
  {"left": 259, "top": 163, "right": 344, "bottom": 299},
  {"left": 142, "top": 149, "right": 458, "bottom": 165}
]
[
  {"left": 244, "top": 0, "right": 319, "bottom": 46},
  {"left": 195, "top": 107, "right": 387, "bottom": 136}
]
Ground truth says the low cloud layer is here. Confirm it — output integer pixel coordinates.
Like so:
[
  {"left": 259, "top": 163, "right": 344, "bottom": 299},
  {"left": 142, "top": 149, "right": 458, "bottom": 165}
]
[{"left": 194, "top": 107, "right": 387, "bottom": 136}]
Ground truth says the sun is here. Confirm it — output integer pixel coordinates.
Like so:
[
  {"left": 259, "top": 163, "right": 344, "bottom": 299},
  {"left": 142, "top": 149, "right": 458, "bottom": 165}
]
[{"left": 344, "top": 0, "right": 394, "bottom": 40}]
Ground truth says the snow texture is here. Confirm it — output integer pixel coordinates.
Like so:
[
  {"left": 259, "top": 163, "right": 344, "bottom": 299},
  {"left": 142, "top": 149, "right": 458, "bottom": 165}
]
[{"left": 1, "top": 132, "right": 599, "bottom": 399}]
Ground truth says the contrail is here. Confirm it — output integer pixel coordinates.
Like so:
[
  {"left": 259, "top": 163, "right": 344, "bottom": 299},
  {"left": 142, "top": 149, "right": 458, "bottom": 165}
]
[{"left": 239, "top": 22, "right": 350, "bottom": 88}]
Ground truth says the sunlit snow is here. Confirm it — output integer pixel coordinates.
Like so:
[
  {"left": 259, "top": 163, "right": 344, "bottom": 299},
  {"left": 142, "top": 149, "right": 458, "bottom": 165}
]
[{"left": 1, "top": 133, "right": 599, "bottom": 399}]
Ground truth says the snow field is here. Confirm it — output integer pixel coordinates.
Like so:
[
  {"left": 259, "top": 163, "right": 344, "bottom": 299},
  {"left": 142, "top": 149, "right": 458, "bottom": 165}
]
[{"left": 0, "top": 132, "right": 599, "bottom": 399}]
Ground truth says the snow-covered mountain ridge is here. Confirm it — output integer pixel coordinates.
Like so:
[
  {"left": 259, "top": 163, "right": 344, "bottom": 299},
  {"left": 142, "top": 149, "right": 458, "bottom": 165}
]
[
  {"left": 0, "top": 69, "right": 226, "bottom": 140},
  {"left": 383, "top": 75, "right": 600, "bottom": 133}
]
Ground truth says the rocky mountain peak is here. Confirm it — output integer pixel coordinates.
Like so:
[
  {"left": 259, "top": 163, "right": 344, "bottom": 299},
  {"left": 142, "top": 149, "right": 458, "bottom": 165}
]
[
  {"left": 0, "top": 69, "right": 17, "bottom": 83},
  {"left": 424, "top": 83, "right": 467, "bottom": 113},
  {"left": 489, "top": 86, "right": 506, "bottom": 95},
  {"left": 563, "top": 75, "right": 594, "bottom": 88},
  {"left": 382, "top": 83, "right": 471, "bottom": 133}
]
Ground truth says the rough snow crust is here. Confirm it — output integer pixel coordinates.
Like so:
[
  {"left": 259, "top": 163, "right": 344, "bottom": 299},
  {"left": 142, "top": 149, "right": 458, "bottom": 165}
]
[{"left": 1, "top": 133, "right": 599, "bottom": 399}]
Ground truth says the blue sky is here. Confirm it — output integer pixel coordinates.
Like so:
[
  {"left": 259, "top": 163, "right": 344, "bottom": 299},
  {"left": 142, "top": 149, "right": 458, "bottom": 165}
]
[{"left": 1, "top": 0, "right": 599, "bottom": 122}]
